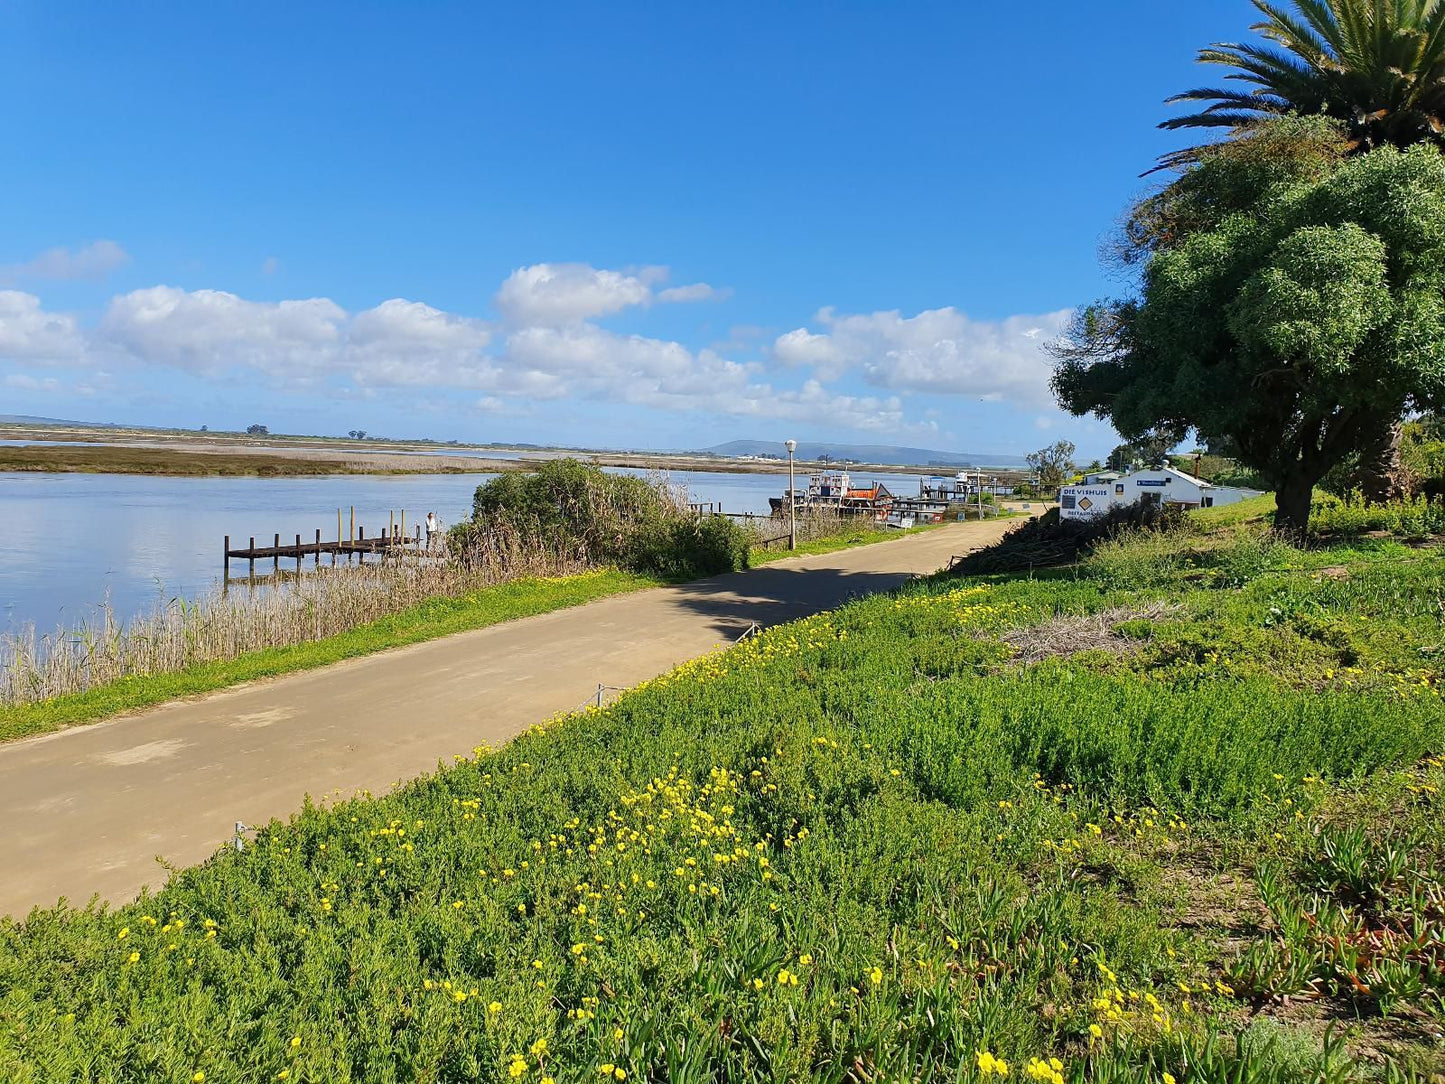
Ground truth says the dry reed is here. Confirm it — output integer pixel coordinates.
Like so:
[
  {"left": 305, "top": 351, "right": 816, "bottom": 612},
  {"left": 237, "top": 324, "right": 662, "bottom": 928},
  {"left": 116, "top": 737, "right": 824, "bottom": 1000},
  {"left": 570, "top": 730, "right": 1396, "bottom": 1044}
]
[{"left": 0, "top": 520, "right": 591, "bottom": 708}]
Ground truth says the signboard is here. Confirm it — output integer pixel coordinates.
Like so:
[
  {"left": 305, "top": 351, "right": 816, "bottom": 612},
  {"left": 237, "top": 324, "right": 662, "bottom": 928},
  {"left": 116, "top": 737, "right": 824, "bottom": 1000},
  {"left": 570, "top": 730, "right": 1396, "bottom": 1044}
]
[{"left": 1136, "top": 479, "right": 1167, "bottom": 487}]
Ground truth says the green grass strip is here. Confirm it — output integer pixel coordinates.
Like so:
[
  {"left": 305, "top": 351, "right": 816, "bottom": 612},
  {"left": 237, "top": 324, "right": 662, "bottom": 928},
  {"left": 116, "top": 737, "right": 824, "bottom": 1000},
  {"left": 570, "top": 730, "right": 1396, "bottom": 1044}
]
[
  {"left": 0, "top": 569, "right": 660, "bottom": 744},
  {"left": 749, "top": 522, "right": 945, "bottom": 565}
]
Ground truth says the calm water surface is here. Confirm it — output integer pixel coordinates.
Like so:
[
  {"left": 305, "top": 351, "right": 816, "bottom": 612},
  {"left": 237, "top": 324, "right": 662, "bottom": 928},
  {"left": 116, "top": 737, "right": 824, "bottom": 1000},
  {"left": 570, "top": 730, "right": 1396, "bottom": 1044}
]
[{"left": 0, "top": 467, "right": 933, "bottom": 634}]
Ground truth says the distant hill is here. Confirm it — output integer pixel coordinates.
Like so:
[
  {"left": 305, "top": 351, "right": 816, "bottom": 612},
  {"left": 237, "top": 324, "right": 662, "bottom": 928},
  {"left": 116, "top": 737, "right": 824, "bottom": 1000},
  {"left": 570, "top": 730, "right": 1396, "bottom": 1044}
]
[
  {"left": 703, "top": 440, "right": 1029, "bottom": 469},
  {"left": 0, "top": 414, "right": 120, "bottom": 427}
]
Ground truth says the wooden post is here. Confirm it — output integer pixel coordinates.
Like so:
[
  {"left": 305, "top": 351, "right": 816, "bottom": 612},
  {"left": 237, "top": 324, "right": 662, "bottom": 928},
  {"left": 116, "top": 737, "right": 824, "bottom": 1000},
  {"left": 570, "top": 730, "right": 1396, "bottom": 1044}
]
[
  {"left": 349, "top": 506, "right": 356, "bottom": 563},
  {"left": 389, "top": 511, "right": 395, "bottom": 555},
  {"left": 223, "top": 535, "right": 229, "bottom": 580},
  {"left": 273, "top": 533, "right": 280, "bottom": 575},
  {"left": 400, "top": 510, "right": 405, "bottom": 547},
  {"left": 296, "top": 534, "right": 302, "bottom": 575},
  {"left": 336, "top": 508, "right": 342, "bottom": 567},
  {"left": 359, "top": 526, "right": 365, "bottom": 564},
  {"left": 248, "top": 536, "right": 255, "bottom": 582}
]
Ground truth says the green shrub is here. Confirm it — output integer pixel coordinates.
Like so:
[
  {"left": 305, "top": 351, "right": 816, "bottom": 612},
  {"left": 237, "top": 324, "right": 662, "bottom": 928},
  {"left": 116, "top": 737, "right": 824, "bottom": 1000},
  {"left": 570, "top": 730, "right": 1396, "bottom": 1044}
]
[
  {"left": 1309, "top": 493, "right": 1445, "bottom": 537},
  {"left": 628, "top": 515, "right": 752, "bottom": 580},
  {"left": 455, "top": 459, "right": 750, "bottom": 580}
]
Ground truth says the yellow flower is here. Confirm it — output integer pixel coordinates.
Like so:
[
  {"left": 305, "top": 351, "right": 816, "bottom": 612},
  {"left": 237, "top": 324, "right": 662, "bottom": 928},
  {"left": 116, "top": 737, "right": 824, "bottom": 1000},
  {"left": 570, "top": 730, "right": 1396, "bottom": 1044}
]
[
  {"left": 976, "top": 1050, "right": 1009, "bottom": 1077},
  {"left": 290, "top": 1036, "right": 301, "bottom": 1049},
  {"left": 1164, "top": 1074, "right": 1177, "bottom": 1084},
  {"left": 530, "top": 1038, "right": 548, "bottom": 1057},
  {"left": 868, "top": 966, "right": 883, "bottom": 986},
  {"left": 126, "top": 951, "right": 140, "bottom": 964},
  {"left": 192, "top": 1074, "right": 206, "bottom": 1083},
  {"left": 508, "top": 1056, "right": 528, "bottom": 1078},
  {"left": 489, "top": 1001, "right": 503, "bottom": 1014},
  {"left": 613, "top": 1027, "right": 624, "bottom": 1041},
  {"left": 798, "top": 953, "right": 813, "bottom": 966}
]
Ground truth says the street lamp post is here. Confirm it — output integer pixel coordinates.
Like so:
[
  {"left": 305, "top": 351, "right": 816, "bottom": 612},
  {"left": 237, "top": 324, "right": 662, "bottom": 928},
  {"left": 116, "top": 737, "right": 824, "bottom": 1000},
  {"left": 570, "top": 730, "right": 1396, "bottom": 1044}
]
[{"left": 785, "top": 439, "right": 798, "bottom": 550}]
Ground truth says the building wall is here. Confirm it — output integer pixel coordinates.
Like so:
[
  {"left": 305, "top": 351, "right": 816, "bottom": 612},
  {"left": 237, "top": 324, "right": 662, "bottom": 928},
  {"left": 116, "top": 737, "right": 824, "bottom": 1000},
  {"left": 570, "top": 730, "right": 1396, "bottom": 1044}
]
[{"left": 1059, "top": 468, "right": 1256, "bottom": 520}]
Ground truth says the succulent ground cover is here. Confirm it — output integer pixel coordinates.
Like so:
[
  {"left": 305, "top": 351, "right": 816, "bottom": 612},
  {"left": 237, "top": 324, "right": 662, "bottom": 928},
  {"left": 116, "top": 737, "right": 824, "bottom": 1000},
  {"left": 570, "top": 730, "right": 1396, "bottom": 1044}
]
[{"left": 1, "top": 506, "right": 1442, "bottom": 1082}]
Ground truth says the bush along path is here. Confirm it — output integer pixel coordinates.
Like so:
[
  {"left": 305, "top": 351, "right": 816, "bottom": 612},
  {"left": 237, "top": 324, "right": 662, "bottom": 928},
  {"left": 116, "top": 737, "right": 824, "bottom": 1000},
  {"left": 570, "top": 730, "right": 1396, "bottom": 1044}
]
[{"left": 1, "top": 517, "right": 1443, "bottom": 1081}]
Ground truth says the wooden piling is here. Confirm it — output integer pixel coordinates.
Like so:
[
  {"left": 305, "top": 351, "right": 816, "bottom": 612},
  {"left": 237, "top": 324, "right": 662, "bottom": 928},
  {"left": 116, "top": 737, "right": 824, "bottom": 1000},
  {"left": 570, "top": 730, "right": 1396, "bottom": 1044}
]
[
  {"left": 223, "top": 535, "right": 229, "bottom": 578},
  {"left": 248, "top": 536, "right": 255, "bottom": 581},
  {"left": 273, "top": 533, "right": 280, "bottom": 575},
  {"left": 315, "top": 528, "right": 321, "bottom": 567},
  {"left": 296, "top": 534, "right": 302, "bottom": 575}
]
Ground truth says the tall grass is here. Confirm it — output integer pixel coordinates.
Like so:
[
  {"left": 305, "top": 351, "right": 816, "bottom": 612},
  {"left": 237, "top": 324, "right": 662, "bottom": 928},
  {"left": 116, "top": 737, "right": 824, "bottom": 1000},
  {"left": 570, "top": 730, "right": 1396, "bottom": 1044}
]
[{"left": 0, "top": 521, "right": 590, "bottom": 708}]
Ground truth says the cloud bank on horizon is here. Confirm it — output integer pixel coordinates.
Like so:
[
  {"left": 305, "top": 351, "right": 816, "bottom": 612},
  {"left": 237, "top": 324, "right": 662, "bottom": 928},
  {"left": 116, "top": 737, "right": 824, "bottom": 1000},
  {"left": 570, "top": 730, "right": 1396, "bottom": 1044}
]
[{"left": 0, "top": 247, "right": 1091, "bottom": 450}]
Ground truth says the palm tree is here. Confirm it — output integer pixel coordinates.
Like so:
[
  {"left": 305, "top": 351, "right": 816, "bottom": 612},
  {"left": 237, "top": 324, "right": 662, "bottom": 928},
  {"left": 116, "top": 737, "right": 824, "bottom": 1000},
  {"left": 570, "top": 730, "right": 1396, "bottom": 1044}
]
[
  {"left": 1159, "top": 0, "right": 1445, "bottom": 500},
  {"left": 1160, "top": 0, "right": 1445, "bottom": 169}
]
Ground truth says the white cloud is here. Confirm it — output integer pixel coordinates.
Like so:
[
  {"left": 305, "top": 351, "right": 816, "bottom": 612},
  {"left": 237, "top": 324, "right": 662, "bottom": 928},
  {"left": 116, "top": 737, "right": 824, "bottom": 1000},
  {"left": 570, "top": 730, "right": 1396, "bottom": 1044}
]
[
  {"left": 3, "top": 372, "right": 63, "bottom": 393},
  {"left": 495, "top": 263, "right": 655, "bottom": 325},
  {"left": 494, "top": 263, "right": 725, "bottom": 326},
  {"left": 657, "top": 282, "right": 727, "bottom": 304},
  {"left": 0, "top": 291, "right": 86, "bottom": 362},
  {"left": 1, "top": 267, "right": 1061, "bottom": 440},
  {"left": 3, "top": 240, "right": 130, "bottom": 282},
  {"left": 773, "top": 306, "right": 1071, "bottom": 406},
  {"left": 99, "top": 286, "right": 347, "bottom": 380}
]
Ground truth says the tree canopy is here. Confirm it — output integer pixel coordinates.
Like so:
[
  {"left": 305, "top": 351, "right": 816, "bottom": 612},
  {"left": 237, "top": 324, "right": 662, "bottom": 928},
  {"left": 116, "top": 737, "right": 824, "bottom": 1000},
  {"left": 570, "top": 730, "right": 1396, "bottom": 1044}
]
[
  {"left": 1025, "top": 439, "right": 1076, "bottom": 490},
  {"left": 1159, "top": 0, "right": 1445, "bottom": 171},
  {"left": 1053, "top": 119, "right": 1445, "bottom": 534}
]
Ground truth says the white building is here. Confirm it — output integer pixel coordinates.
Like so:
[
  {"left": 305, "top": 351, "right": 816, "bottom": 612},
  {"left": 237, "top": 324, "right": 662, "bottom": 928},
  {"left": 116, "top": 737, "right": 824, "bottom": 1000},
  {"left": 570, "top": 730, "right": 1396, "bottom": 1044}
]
[{"left": 1058, "top": 466, "right": 1261, "bottom": 521}]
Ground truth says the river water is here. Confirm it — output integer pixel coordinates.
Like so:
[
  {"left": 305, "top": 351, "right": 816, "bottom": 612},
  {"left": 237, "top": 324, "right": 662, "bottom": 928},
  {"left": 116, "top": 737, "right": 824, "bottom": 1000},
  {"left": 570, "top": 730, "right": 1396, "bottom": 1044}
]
[{"left": 0, "top": 466, "right": 934, "bottom": 635}]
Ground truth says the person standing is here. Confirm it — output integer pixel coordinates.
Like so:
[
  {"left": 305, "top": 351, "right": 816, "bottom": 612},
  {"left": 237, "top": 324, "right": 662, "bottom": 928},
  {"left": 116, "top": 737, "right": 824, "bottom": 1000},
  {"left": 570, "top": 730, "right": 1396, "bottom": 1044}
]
[{"left": 425, "top": 511, "right": 438, "bottom": 550}]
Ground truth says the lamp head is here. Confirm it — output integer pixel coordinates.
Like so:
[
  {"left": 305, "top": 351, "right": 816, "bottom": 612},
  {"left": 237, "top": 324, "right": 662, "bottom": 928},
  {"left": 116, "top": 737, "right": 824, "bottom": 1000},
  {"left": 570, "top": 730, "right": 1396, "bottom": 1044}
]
[{"left": 784, "top": 439, "right": 797, "bottom": 454}]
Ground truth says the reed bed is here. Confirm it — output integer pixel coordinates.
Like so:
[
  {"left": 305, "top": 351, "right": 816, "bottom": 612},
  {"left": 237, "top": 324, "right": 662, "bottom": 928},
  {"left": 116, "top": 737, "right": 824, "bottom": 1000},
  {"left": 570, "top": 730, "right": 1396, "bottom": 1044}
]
[
  {"left": 0, "top": 521, "right": 592, "bottom": 709},
  {"left": 743, "top": 506, "right": 876, "bottom": 547}
]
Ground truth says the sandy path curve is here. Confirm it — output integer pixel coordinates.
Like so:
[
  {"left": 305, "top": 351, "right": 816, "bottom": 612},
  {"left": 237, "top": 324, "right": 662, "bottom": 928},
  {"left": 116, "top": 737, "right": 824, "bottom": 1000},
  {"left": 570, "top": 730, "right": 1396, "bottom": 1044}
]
[{"left": 0, "top": 519, "right": 1013, "bottom": 918}]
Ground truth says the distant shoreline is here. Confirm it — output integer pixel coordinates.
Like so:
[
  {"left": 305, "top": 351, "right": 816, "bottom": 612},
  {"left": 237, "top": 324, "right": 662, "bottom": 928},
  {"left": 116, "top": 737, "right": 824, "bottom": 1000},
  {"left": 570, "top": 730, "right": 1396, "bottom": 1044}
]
[{"left": 0, "top": 426, "right": 1032, "bottom": 480}]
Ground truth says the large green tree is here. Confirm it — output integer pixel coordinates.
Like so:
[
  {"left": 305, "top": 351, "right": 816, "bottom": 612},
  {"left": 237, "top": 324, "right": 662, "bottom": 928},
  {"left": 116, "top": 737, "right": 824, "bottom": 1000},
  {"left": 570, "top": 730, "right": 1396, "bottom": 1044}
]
[
  {"left": 1160, "top": 0, "right": 1445, "bottom": 498},
  {"left": 1053, "top": 120, "right": 1445, "bottom": 535}
]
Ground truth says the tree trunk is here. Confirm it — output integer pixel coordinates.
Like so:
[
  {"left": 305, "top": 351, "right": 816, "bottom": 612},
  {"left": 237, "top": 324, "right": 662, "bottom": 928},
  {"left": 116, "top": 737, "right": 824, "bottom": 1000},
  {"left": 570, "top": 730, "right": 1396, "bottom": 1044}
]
[
  {"left": 1355, "top": 420, "right": 1405, "bottom": 503},
  {"left": 1274, "top": 474, "right": 1315, "bottom": 539}
]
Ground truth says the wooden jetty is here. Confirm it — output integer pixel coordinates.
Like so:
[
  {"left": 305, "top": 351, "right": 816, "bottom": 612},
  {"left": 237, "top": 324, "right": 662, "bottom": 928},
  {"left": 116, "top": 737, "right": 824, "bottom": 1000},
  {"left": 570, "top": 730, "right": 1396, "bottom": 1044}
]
[{"left": 223, "top": 506, "right": 428, "bottom": 581}]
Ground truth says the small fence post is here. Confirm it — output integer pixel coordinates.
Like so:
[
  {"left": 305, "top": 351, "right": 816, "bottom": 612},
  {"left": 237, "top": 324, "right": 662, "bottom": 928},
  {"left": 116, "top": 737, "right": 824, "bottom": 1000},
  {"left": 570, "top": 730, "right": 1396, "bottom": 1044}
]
[
  {"left": 315, "top": 528, "right": 321, "bottom": 567},
  {"left": 248, "top": 536, "right": 255, "bottom": 582},
  {"left": 295, "top": 533, "right": 302, "bottom": 576},
  {"left": 223, "top": 534, "right": 229, "bottom": 580}
]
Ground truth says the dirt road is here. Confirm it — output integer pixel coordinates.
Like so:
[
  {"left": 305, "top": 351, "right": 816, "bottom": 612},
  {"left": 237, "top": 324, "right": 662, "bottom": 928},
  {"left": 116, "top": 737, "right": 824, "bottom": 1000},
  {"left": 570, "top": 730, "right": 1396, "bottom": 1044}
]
[{"left": 0, "top": 519, "right": 1013, "bottom": 919}]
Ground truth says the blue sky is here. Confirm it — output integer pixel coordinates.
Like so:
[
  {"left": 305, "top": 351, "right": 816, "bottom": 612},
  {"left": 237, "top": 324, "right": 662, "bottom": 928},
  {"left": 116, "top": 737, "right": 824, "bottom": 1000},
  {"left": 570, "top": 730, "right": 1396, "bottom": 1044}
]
[{"left": 0, "top": 1, "right": 1258, "bottom": 459}]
